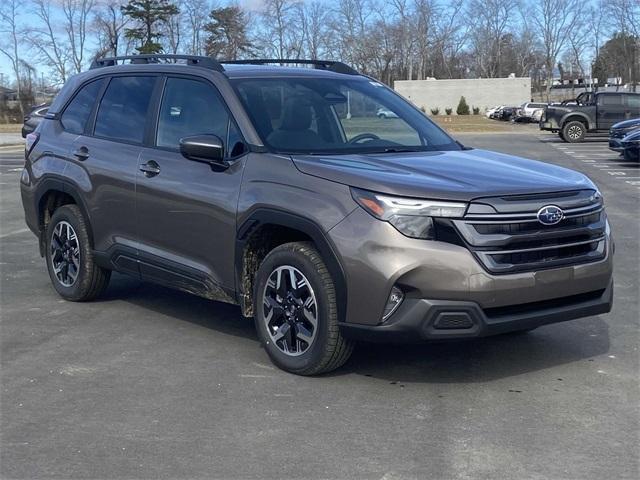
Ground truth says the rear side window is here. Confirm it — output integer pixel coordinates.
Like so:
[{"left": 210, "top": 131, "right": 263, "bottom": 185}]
[
  {"left": 60, "top": 80, "right": 103, "bottom": 134},
  {"left": 94, "top": 76, "right": 156, "bottom": 143},
  {"left": 599, "top": 94, "right": 623, "bottom": 106},
  {"left": 156, "top": 77, "right": 230, "bottom": 149}
]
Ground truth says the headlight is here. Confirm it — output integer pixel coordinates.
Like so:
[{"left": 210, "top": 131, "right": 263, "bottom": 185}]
[{"left": 351, "top": 188, "right": 468, "bottom": 239}]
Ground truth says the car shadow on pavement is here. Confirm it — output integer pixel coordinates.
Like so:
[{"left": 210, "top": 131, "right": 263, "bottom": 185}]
[
  {"left": 100, "top": 274, "right": 258, "bottom": 341},
  {"left": 339, "top": 318, "right": 610, "bottom": 383},
  {"left": 101, "top": 274, "right": 610, "bottom": 383}
]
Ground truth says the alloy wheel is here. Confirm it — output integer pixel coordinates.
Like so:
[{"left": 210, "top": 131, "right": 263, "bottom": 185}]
[
  {"left": 262, "top": 265, "right": 318, "bottom": 356},
  {"left": 567, "top": 125, "right": 582, "bottom": 140},
  {"left": 50, "top": 220, "right": 80, "bottom": 287}
]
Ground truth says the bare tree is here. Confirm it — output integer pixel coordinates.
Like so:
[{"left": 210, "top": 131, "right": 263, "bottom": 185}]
[
  {"left": 529, "top": 0, "right": 581, "bottom": 99},
  {"left": 28, "top": 0, "right": 71, "bottom": 83},
  {"left": 94, "top": 0, "right": 131, "bottom": 58},
  {"left": 300, "top": 1, "right": 329, "bottom": 59},
  {"left": 62, "top": 0, "right": 97, "bottom": 73},
  {"left": 412, "top": 0, "right": 436, "bottom": 80},
  {"left": 183, "top": 0, "right": 211, "bottom": 55},
  {"left": 606, "top": 0, "right": 640, "bottom": 91},
  {"left": 258, "top": 0, "right": 305, "bottom": 59},
  {"left": 332, "top": 0, "right": 375, "bottom": 73},
  {"left": 468, "top": 0, "right": 515, "bottom": 77},
  {"left": 431, "top": 0, "right": 468, "bottom": 79},
  {"left": 0, "top": 0, "right": 25, "bottom": 115},
  {"left": 164, "top": 1, "right": 184, "bottom": 54}
]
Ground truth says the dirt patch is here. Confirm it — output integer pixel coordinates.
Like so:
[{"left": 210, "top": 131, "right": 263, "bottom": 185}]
[{"left": 0, "top": 124, "right": 22, "bottom": 133}]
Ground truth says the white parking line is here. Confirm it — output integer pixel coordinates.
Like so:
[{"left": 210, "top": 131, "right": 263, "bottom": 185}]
[
  {"left": 0, "top": 228, "right": 30, "bottom": 239},
  {"left": 543, "top": 139, "right": 640, "bottom": 192}
]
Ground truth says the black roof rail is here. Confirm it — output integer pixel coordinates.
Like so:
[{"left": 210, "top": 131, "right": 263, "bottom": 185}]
[
  {"left": 222, "top": 59, "right": 359, "bottom": 75},
  {"left": 90, "top": 54, "right": 225, "bottom": 72}
]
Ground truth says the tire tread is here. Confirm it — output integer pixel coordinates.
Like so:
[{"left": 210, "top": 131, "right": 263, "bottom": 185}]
[
  {"left": 47, "top": 205, "right": 110, "bottom": 302},
  {"left": 256, "top": 241, "right": 353, "bottom": 375}
]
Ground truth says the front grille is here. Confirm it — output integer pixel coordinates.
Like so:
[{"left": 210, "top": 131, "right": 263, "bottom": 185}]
[
  {"left": 473, "top": 212, "right": 600, "bottom": 235},
  {"left": 489, "top": 241, "right": 600, "bottom": 266},
  {"left": 610, "top": 129, "right": 630, "bottom": 139},
  {"left": 451, "top": 191, "right": 607, "bottom": 274}
]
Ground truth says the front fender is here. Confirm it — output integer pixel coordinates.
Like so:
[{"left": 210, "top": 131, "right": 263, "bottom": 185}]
[{"left": 561, "top": 112, "right": 593, "bottom": 130}]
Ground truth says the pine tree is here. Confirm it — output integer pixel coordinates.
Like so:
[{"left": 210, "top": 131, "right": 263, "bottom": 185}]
[
  {"left": 121, "top": 0, "right": 179, "bottom": 54},
  {"left": 204, "top": 6, "right": 253, "bottom": 60},
  {"left": 456, "top": 96, "right": 470, "bottom": 115}
]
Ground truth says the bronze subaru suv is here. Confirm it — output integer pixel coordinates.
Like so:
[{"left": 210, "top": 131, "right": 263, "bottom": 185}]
[{"left": 21, "top": 56, "right": 613, "bottom": 375}]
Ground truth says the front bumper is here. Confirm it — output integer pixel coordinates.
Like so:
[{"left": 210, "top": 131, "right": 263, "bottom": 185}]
[
  {"left": 340, "top": 281, "right": 613, "bottom": 342},
  {"left": 609, "top": 138, "right": 624, "bottom": 152},
  {"left": 539, "top": 120, "right": 558, "bottom": 131},
  {"left": 329, "top": 207, "right": 614, "bottom": 337}
]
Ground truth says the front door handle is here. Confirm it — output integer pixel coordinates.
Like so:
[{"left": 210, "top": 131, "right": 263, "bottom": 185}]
[
  {"left": 73, "top": 146, "right": 90, "bottom": 161},
  {"left": 139, "top": 160, "right": 161, "bottom": 177}
]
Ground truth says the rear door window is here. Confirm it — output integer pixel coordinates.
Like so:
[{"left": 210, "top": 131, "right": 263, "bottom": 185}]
[
  {"left": 60, "top": 80, "right": 103, "bottom": 134},
  {"left": 94, "top": 76, "right": 156, "bottom": 144},
  {"left": 599, "top": 94, "right": 623, "bottom": 106}
]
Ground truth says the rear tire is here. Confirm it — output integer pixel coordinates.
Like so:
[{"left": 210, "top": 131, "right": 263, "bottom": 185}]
[
  {"left": 253, "top": 242, "right": 353, "bottom": 375},
  {"left": 558, "top": 131, "right": 565, "bottom": 141},
  {"left": 45, "top": 205, "right": 111, "bottom": 301},
  {"left": 562, "top": 121, "right": 586, "bottom": 143}
]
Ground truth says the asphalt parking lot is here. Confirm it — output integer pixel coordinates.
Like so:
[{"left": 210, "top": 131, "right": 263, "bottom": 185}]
[{"left": 1, "top": 133, "right": 638, "bottom": 479}]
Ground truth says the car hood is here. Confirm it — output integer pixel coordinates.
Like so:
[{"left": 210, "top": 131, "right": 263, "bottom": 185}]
[
  {"left": 623, "top": 129, "right": 640, "bottom": 141},
  {"left": 611, "top": 118, "right": 640, "bottom": 131},
  {"left": 292, "top": 149, "right": 595, "bottom": 201}
]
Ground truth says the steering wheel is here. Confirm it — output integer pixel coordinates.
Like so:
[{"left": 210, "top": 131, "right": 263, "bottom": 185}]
[{"left": 348, "top": 133, "right": 380, "bottom": 144}]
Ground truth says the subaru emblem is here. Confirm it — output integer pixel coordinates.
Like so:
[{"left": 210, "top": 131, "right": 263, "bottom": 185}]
[{"left": 537, "top": 205, "right": 564, "bottom": 226}]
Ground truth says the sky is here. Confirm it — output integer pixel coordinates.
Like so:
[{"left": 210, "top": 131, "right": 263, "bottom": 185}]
[{"left": 0, "top": 0, "right": 267, "bottom": 87}]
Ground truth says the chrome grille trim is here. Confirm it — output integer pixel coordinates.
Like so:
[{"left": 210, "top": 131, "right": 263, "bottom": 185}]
[
  {"left": 453, "top": 195, "right": 607, "bottom": 274},
  {"left": 463, "top": 204, "right": 603, "bottom": 223},
  {"left": 480, "top": 236, "right": 606, "bottom": 255}
]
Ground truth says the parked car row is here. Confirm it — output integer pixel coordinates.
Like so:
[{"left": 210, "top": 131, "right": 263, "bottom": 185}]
[
  {"left": 487, "top": 102, "right": 547, "bottom": 123},
  {"left": 609, "top": 117, "right": 640, "bottom": 161}
]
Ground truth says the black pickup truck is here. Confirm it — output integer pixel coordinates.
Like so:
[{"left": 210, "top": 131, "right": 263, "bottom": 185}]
[{"left": 540, "top": 91, "right": 640, "bottom": 142}]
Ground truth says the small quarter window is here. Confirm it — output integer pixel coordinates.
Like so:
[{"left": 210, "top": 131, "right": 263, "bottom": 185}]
[{"left": 60, "top": 80, "right": 103, "bottom": 135}]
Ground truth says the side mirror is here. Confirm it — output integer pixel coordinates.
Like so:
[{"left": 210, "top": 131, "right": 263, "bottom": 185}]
[{"left": 179, "top": 135, "right": 226, "bottom": 168}]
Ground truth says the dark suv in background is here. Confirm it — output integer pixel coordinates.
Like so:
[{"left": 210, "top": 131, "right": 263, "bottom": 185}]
[
  {"left": 540, "top": 91, "right": 640, "bottom": 142},
  {"left": 21, "top": 56, "right": 614, "bottom": 375}
]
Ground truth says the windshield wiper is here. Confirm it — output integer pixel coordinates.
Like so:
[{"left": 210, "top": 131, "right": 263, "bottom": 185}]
[{"left": 379, "top": 147, "right": 424, "bottom": 153}]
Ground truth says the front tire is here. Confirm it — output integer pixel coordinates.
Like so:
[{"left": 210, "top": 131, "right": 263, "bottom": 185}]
[
  {"left": 253, "top": 242, "right": 353, "bottom": 375},
  {"left": 623, "top": 149, "right": 639, "bottom": 162},
  {"left": 45, "top": 205, "right": 111, "bottom": 301},
  {"left": 562, "top": 121, "right": 586, "bottom": 143}
]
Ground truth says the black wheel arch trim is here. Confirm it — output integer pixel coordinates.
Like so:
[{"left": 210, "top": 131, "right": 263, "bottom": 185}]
[
  {"left": 561, "top": 113, "right": 592, "bottom": 131},
  {"left": 235, "top": 208, "right": 348, "bottom": 323},
  {"left": 33, "top": 176, "right": 94, "bottom": 256}
]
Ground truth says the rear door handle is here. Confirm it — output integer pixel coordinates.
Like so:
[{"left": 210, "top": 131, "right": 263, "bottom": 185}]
[
  {"left": 139, "top": 160, "right": 161, "bottom": 177},
  {"left": 73, "top": 146, "right": 90, "bottom": 161}
]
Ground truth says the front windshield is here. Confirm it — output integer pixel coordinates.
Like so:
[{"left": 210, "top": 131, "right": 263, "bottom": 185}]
[{"left": 232, "top": 76, "right": 459, "bottom": 154}]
